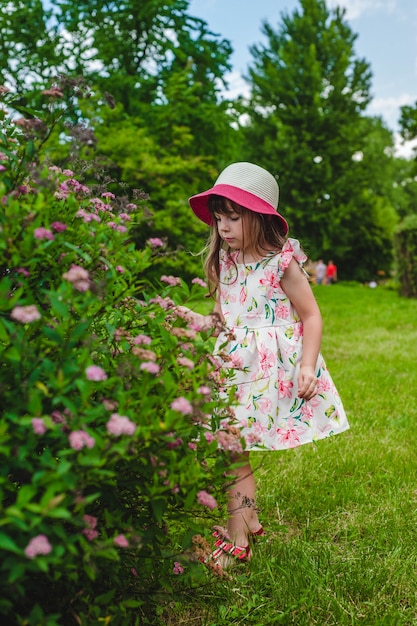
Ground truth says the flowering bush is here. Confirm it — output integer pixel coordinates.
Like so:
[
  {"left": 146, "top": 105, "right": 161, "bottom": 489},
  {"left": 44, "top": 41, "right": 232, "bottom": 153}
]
[{"left": 0, "top": 87, "right": 238, "bottom": 625}]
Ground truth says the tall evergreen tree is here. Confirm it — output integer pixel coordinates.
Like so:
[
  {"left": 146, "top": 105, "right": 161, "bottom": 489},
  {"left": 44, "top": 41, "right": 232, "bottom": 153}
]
[{"left": 241, "top": 0, "right": 396, "bottom": 280}]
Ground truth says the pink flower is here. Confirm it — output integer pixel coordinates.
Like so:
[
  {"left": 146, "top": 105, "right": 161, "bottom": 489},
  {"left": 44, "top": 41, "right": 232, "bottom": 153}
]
[
  {"left": 107, "top": 413, "right": 136, "bottom": 436},
  {"left": 82, "top": 528, "right": 99, "bottom": 541},
  {"left": 102, "top": 191, "right": 115, "bottom": 199},
  {"left": 42, "top": 87, "right": 64, "bottom": 98},
  {"left": 85, "top": 365, "right": 107, "bottom": 381},
  {"left": 32, "top": 418, "right": 46, "bottom": 435},
  {"left": 278, "top": 370, "right": 294, "bottom": 399},
  {"left": 132, "top": 334, "right": 152, "bottom": 345},
  {"left": 191, "top": 277, "right": 207, "bottom": 288},
  {"left": 197, "top": 490, "right": 217, "bottom": 510},
  {"left": 11, "top": 304, "right": 41, "bottom": 323},
  {"left": 177, "top": 356, "right": 194, "bottom": 370},
  {"left": 114, "top": 534, "right": 129, "bottom": 548},
  {"left": 170, "top": 397, "right": 193, "bottom": 415},
  {"left": 69, "top": 430, "right": 95, "bottom": 450},
  {"left": 188, "top": 442, "right": 197, "bottom": 450},
  {"left": 198, "top": 386, "right": 211, "bottom": 395},
  {"left": 16, "top": 267, "right": 30, "bottom": 277},
  {"left": 116, "top": 265, "right": 125, "bottom": 273},
  {"left": 276, "top": 417, "right": 307, "bottom": 448},
  {"left": 140, "top": 362, "right": 160, "bottom": 374},
  {"left": 204, "top": 432, "right": 215, "bottom": 444},
  {"left": 149, "top": 295, "right": 174, "bottom": 310},
  {"left": 24, "top": 534, "right": 52, "bottom": 559},
  {"left": 160, "top": 275, "right": 181, "bottom": 287},
  {"left": 63, "top": 265, "right": 90, "bottom": 292},
  {"left": 34, "top": 227, "right": 54, "bottom": 240},
  {"left": 83, "top": 514, "right": 97, "bottom": 529},
  {"left": 173, "top": 561, "right": 184, "bottom": 575},
  {"left": 51, "top": 221, "right": 67, "bottom": 232},
  {"left": 148, "top": 237, "right": 164, "bottom": 247},
  {"left": 131, "top": 567, "right": 138, "bottom": 577}
]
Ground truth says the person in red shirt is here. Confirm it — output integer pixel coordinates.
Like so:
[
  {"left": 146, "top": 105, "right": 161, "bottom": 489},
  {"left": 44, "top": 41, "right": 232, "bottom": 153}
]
[{"left": 326, "top": 260, "right": 337, "bottom": 284}]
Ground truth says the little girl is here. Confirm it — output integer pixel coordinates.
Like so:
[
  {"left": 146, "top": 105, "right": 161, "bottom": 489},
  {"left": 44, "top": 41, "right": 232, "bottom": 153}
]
[{"left": 180, "top": 162, "right": 349, "bottom": 567}]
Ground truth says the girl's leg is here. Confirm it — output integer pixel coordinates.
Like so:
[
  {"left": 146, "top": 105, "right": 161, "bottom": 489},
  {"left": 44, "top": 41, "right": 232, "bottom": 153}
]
[{"left": 226, "top": 452, "right": 261, "bottom": 547}]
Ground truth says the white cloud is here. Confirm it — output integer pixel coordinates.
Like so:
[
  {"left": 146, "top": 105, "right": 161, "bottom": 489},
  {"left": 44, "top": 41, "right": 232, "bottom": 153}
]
[
  {"left": 366, "top": 93, "right": 417, "bottom": 130},
  {"left": 327, "top": 0, "right": 397, "bottom": 20},
  {"left": 394, "top": 133, "right": 417, "bottom": 159},
  {"left": 221, "top": 71, "right": 251, "bottom": 100}
]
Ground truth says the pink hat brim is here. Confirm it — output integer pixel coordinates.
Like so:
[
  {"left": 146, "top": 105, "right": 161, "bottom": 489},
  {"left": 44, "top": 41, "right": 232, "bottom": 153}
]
[{"left": 189, "top": 184, "right": 288, "bottom": 234}]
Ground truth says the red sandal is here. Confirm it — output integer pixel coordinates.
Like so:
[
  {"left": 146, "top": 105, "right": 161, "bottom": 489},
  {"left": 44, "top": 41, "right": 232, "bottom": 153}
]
[{"left": 211, "top": 538, "right": 251, "bottom": 563}]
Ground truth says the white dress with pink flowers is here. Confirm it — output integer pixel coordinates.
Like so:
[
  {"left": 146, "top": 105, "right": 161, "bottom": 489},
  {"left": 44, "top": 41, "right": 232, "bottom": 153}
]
[{"left": 214, "top": 238, "right": 349, "bottom": 451}]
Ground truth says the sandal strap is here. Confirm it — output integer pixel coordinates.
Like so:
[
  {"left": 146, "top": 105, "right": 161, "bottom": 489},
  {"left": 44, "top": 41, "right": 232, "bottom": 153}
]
[{"left": 212, "top": 539, "right": 249, "bottom": 561}]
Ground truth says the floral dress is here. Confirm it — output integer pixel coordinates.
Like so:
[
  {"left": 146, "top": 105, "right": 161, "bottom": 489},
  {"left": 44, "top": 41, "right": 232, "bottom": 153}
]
[{"left": 214, "top": 238, "right": 349, "bottom": 451}]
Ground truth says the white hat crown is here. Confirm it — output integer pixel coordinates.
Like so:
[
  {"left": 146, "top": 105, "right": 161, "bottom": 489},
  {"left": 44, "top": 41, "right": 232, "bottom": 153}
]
[{"left": 215, "top": 162, "right": 279, "bottom": 209}]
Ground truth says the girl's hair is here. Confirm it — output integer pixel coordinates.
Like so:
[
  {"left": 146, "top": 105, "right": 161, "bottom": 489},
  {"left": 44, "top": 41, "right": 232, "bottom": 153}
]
[{"left": 204, "top": 195, "right": 288, "bottom": 296}]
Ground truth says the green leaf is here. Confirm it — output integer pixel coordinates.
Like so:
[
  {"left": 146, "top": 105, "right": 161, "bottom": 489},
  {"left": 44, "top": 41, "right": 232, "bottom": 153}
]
[{"left": 0, "top": 532, "right": 21, "bottom": 554}]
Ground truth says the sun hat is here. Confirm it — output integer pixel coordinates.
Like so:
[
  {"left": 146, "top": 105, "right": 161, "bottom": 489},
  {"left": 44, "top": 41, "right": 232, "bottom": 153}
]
[{"left": 189, "top": 162, "right": 288, "bottom": 234}]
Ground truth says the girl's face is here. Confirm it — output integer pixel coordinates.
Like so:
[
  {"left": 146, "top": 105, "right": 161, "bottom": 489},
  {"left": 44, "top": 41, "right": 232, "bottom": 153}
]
[{"left": 213, "top": 204, "right": 245, "bottom": 251}]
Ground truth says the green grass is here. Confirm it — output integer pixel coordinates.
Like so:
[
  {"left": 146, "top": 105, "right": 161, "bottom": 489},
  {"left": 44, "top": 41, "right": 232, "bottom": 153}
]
[{"left": 166, "top": 283, "right": 417, "bottom": 625}]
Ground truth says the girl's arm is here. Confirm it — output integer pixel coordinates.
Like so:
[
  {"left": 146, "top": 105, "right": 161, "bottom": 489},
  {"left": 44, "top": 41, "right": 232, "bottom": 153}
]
[{"left": 281, "top": 259, "right": 322, "bottom": 400}]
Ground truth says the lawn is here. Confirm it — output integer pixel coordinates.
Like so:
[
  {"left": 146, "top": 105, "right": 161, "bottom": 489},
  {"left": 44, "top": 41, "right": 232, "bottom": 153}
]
[{"left": 165, "top": 283, "right": 417, "bottom": 625}]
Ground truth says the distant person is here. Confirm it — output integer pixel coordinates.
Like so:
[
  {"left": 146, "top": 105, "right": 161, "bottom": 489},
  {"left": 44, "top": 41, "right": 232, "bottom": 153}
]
[
  {"left": 176, "top": 162, "right": 349, "bottom": 569},
  {"left": 326, "top": 260, "right": 337, "bottom": 285},
  {"left": 315, "top": 259, "right": 326, "bottom": 285}
]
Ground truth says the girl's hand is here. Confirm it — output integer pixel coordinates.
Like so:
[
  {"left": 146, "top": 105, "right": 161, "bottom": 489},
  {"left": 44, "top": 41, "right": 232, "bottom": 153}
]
[{"left": 298, "top": 365, "right": 318, "bottom": 400}]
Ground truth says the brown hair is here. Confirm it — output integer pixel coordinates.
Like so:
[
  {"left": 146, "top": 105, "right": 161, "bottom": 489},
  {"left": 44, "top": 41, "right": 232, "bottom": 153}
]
[{"left": 204, "top": 195, "right": 288, "bottom": 296}]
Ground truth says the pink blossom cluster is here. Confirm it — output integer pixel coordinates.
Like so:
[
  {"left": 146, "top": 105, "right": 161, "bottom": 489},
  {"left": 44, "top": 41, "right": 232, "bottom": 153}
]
[
  {"left": 139, "top": 362, "right": 160, "bottom": 374},
  {"left": 76, "top": 208, "right": 101, "bottom": 223},
  {"left": 69, "top": 430, "right": 95, "bottom": 450},
  {"left": 114, "top": 534, "right": 129, "bottom": 548},
  {"left": 62, "top": 264, "right": 90, "bottom": 292},
  {"left": 54, "top": 178, "right": 89, "bottom": 200},
  {"left": 191, "top": 277, "right": 207, "bottom": 288},
  {"left": 148, "top": 295, "right": 174, "bottom": 310},
  {"left": 24, "top": 534, "right": 52, "bottom": 559},
  {"left": 166, "top": 432, "right": 183, "bottom": 449},
  {"left": 160, "top": 275, "right": 182, "bottom": 287},
  {"left": 108, "top": 221, "right": 127, "bottom": 233},
  {"left": 217, "top": 429, "right": 243, "bottom": 454},
  {"left": 51, "top": 221, "right": 67, "bottom": 232},
  {"left": 34, "top": 227, "right": 54, "bottom": 241},
  {"left": 177, "top": 356, "right": 194, "bottom": 370},
  {"left": 32, "top": 417, "right": 47, "bottom": 435},
  {"left": 42, "top": 87, "right": 64, "bottom": 98},
  {"left": 85, "top": 365, "right": 107, "bottom": 381},
  {"left": 173, "top": 561, "right": 184, "bottom": 575},
  {"left": 147, "top": 237, "right": 164, "bottom": 247},
  {"left": 132, "top": 334, "right": 152, "bottom": 345},
  {"left": 197, "top": 490, "right": 218, "bottom": 510},
  {"left": 170, "top": 397, "right": 193, "bottom": 415},
  {"left": 106, "top": 413, "right": 136, "bottom": 436},
  {"left": 82, "top": 514, "right": 98, "bottom": 541},
  {"left": 16, "top": 267, "right": 30, "bottom": 277},
  {"left": 11, "top": 304, "right": 41, "bottom": 323},
  {"left": 91, "top": 197, "right": 112, "bottom": 212}
]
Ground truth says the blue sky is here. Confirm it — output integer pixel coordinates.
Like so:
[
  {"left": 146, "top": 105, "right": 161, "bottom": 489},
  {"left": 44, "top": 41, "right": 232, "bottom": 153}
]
[{"left": 189, "top": 0, "right": 417, "bottom": 156}]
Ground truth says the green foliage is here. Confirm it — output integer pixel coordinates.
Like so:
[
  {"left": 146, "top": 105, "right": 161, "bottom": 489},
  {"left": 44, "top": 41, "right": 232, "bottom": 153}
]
[
  {"left": 0, "top": 87, "right": 235, "bottom": 625},
  {"left": 394, "top": 214, "right": 417, "bottom": 297},
  {"left": 241, "top": 0, "right": 397, "bottom": 280}
]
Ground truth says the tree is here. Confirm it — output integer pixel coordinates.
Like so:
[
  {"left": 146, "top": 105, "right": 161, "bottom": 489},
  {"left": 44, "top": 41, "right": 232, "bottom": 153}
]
[
  {"left": 240, "top": 0, "right": 397, "bottom": 280},
  {"left": 0, "top": 0, "right": 240, "bottom": 279}
]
